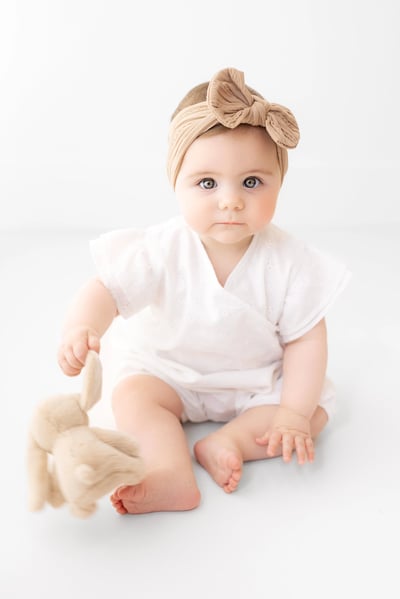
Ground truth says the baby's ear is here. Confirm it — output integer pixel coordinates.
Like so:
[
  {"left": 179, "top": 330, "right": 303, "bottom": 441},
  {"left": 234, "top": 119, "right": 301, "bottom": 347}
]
[{"left": 80, "top": 351, "right": 102, "bottom": 412}]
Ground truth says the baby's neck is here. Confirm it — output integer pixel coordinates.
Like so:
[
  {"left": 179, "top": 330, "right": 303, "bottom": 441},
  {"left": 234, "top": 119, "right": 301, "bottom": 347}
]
[{"left": 200, "top": 236, "right": 253, "bottom": 287}]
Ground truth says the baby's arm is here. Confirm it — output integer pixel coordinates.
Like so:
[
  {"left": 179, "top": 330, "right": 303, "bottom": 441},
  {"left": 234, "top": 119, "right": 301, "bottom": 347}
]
[
  {"left": 256, "top": 318, "right": 327, "bottom": 464},
  {"left": 58, "top": 277, "right": 118, "bottom": 376}
]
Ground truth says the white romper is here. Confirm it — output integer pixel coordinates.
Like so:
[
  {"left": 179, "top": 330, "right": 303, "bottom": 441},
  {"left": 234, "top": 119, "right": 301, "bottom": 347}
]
[{"left": 91, "top": 216, "right": 350, "bottom": 422}]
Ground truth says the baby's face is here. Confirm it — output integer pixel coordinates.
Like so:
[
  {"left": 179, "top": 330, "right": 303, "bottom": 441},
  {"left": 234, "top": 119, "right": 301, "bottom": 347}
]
[{"left": 175, "top": 125, "right": 281, "bottom": 252}]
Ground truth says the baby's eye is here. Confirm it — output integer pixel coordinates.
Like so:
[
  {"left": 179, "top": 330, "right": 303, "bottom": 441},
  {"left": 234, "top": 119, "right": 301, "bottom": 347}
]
[
  {"left": 243, "top": 176, "right": 261, "bottom": 189},
  {"left": 199, "top": 178, "right": 217, "bottom": 190}
]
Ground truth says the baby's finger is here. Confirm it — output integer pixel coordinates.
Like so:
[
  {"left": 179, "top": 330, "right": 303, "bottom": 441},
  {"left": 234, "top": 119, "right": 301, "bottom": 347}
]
[
  {"left": 88, "top": 333, "right": 100, "bottom": 353},
  {"left": 72, "top": 338, "right": 90, "bottom": 365},
  {"left": 255, "top": 433, "right": 270, "bottom": 446},
  {"left": 282, "top": 433, "right": 294, "bottom": 462},
  {"left": 63, "top": 345, "right": 85, "bottom": 370},
  {"left": 266, "top": 431, "right": 282, "bottom": 457},
  {"left": 57, "top": 353, "right": 81, "bottom": 376},
  {"left": 305, "top": 437, "right": 315, "bottom": 462},
  {"left": 294, "top": 435, "right": 307, "bottom": 465}
]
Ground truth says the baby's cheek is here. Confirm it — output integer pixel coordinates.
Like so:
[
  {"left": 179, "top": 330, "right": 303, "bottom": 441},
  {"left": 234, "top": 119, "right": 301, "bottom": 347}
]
[
  {"left": 182, "top": 204, "right": 211, "bottom": 232},
  {"left": 254, "top": 200, "right": 277, "bottom": 226}
]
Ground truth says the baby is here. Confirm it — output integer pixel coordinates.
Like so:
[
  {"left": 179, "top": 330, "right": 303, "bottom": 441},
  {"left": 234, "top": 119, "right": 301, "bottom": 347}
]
[{"left": 58, "top": 68, "right": 350, "bottom": 515}]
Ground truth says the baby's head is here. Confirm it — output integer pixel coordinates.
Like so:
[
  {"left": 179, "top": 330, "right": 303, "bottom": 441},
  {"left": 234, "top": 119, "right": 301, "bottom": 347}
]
[{"left": 167, "top": 68, "right": 300, "bottom": 189}]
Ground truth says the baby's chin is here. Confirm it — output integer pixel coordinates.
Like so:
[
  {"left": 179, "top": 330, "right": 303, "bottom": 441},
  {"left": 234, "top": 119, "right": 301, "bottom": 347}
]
[{"left": 199, "top": 227, "right": 254, "bottom": 249}]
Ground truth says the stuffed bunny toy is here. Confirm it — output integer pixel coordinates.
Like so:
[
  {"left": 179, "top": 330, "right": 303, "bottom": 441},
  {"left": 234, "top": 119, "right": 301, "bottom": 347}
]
[{"left": 27, "top": 350, "right": 144, "bottom": 518}]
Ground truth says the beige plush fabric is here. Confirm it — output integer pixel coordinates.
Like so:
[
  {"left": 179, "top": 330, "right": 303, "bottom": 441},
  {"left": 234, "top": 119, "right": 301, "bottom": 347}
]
[{"left": 167, "top": 68, "right": 300, "bottom": 188}]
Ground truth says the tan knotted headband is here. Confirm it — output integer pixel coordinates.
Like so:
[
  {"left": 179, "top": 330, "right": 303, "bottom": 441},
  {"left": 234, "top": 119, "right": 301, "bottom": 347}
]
[{"left": 167, "top": 68, "right": 300, "bottom": 188}]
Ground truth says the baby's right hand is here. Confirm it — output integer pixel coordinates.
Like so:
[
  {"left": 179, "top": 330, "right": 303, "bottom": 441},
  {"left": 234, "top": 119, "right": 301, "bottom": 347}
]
[{"left": 57, "top": 326, "right": 101, "bottom": 376}]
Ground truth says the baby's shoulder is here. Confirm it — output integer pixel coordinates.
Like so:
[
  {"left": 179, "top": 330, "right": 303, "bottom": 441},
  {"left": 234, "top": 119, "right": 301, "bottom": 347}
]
[
  {"left": 144, "top": 215, "right": 187, "bottom": 243},
  {"left": 257, "top": 224, "right": 307, "bottom": 261},
  {"left": 96, "top": 216, "right": 184, "bottom": 252}
]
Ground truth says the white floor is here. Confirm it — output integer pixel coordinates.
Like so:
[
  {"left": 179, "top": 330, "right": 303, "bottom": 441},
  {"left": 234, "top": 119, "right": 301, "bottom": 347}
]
[{"left": 1, "top": 223, "right": 399, "bottom": 598}]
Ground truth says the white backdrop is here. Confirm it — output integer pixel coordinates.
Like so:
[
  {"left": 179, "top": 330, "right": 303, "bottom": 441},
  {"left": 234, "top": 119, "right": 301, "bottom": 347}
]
[{"left": 1, "top": 0, "right": 399, "bottom": 230}]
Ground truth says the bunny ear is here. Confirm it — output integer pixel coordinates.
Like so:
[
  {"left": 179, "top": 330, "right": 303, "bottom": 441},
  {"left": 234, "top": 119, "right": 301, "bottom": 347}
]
[
  {"left": 265, "top": 104, "right": 300, "bottom": 149},
  {"left": 80, "top": 351, "right": 102, "bottom": 412}
]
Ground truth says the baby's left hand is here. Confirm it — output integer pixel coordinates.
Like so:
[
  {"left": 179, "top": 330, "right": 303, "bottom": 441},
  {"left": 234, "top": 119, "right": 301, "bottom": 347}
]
[{"left": 255, "top": 406, "right": 314, "bottom": 465}]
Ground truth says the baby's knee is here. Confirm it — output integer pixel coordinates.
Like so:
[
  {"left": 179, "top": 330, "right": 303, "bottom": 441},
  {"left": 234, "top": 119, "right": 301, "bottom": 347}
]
[
  {"left": 111, "top": 374, "right": 183, "bottom": 418},
  {"left": 111, "top": 377, "right": 147, "bottom": 416}
]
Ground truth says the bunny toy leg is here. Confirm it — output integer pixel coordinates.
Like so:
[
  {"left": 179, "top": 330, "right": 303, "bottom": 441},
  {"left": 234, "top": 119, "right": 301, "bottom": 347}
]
[
  {"left": 47, "top": 463, "right": 65, "bottom": 508},
  {"left": 26, "top": 434, "right": 51, "bottom": 511}
]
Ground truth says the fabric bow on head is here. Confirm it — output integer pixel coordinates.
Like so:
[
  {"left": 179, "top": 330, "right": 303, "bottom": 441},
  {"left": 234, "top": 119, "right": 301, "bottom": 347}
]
[
  {"left": 207, "top": 69, "right": 299, "bottom": 149},
  {"left": 167, "top": 67, "right": 300, "bottom": 188}
]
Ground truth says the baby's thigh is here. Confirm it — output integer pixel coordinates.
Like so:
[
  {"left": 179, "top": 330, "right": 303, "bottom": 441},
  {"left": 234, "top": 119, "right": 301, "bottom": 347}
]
[{"left": 112, "top": 374, "right": 184, "bottom": 420}]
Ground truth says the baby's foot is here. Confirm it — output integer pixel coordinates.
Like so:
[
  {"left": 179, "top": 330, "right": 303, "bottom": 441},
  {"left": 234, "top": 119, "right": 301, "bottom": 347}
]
[
  {"left": 194, "top": 435, "right": 243, "bottom": 493},
  {"left": 110, "top": 471, "right": 200, "bottom": 515}
]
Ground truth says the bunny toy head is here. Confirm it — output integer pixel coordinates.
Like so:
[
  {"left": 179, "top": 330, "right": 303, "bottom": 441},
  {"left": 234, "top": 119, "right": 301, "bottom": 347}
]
[{"left": 27, "top": 351, "right": 144, "bottom": 518}]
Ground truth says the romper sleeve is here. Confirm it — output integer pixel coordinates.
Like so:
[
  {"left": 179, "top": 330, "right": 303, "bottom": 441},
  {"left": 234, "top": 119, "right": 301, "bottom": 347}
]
[
  {"left": 277, "top": 243, "right": 351, "bottom": 343},
  {"left": 90, "top": 228, "right": 161, "bottom": 319}
]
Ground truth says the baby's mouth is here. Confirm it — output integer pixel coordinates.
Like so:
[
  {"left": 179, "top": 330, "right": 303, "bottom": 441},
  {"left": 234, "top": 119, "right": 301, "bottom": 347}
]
[{"left": 217, "top": 222, "right": 244, "bottom": 225}]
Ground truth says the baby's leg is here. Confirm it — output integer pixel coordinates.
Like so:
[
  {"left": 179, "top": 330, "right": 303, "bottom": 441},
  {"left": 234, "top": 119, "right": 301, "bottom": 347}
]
[
  {"left": 194, "top": 405, "right": 328, "bottom": 493},
  {"left": 110, "top": 375, "right": 200, "bottom": 515}
]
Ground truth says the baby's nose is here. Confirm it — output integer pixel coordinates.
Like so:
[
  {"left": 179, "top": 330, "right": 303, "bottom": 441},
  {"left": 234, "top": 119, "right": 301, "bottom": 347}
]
[{"left": 218, "top": 189, "right": 244, "bottom": 210}]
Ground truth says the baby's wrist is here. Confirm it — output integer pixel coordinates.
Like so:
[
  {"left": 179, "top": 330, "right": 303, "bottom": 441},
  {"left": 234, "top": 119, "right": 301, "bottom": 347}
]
[
  {"left": 274, "top": 406, "right": 311, "bottom": 431},
  {"left": 59, "top": 326, "right": 101, "bottom": 356},
  {"left": 62, "top": 324, "right": 98, "bottom": 339}
]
